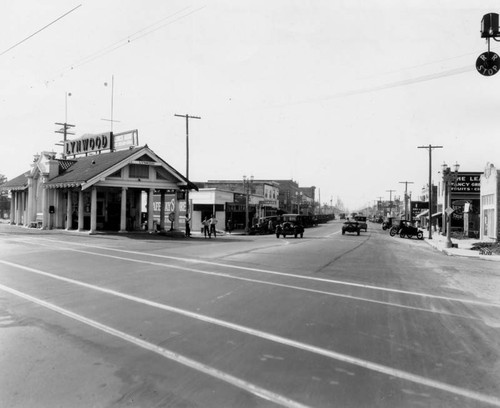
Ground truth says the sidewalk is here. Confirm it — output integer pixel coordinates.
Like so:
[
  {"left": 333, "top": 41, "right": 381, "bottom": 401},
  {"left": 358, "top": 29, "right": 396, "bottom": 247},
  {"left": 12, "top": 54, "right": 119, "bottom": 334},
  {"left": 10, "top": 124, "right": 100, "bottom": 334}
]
[{"left": 425, "top": 232, "right": 500, "bottom": 261}]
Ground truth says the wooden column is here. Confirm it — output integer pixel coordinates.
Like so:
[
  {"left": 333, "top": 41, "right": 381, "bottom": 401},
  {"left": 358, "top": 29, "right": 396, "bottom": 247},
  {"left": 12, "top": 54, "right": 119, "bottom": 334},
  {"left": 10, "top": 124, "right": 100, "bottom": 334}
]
[
  {"left": 90, "top": 187, "right": 97, "bottom": 234},
  {"left": 66, "top": 190, "right": 73, "bottom": 230},
  {"left": 78, "top": 190, "right": 84, "bottom": 231},
  {"left": 119, "top": 187, "right": 127, "bottom": 233}
]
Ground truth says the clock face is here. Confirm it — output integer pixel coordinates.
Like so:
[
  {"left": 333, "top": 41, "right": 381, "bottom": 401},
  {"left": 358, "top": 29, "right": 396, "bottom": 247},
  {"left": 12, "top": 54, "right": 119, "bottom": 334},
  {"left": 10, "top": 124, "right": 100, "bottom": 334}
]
[{"left": 476, "top": 51, "right": 500, "bottom": 76}]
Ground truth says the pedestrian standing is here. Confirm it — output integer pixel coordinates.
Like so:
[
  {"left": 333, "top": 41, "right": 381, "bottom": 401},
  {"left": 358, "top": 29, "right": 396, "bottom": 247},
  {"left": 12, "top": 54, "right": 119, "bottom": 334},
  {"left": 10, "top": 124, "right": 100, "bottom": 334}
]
[
  {"left": 226, "top": 218, "right": 233, "bottom": 234},
  {"left": 209, "top": 214, "right": 218, "bottom": 238},
  {"left": 185, "top": 213, "right": 191, "bottom": 237},
  {"left": 203, "top": 216, "right": 210, "bottom": 238},
  {"left": 268, "top": 218, "right": 274, "bottom": 233}
]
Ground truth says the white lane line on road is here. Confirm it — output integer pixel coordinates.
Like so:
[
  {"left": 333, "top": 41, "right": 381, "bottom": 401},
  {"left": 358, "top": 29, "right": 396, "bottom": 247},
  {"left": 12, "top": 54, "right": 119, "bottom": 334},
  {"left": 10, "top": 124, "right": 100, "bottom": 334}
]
[
  {"left": 24, "top": 236, "right": 500, "bottom": 310},
  {"left": 1, "top": 260, "right": 500, "bottom": 407},
  {"left": 0, "top": 282, "right": 310, "bottom": 408},
  {"left": 2, "top": 244, "right": 480, "bottom": 319},
  {"left": 325, "top": 231, "right": 341, "bottom": 237}
]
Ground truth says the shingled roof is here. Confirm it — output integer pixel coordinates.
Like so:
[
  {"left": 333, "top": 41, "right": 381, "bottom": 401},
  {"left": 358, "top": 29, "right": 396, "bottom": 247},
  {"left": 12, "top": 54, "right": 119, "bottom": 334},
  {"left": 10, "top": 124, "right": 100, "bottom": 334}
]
[
  {"left": 1, "top": 145, "right": 197, "bottom": 191},
  {"left": 0, "top": 171, "right": 30, "bottom": 191},
  {"left": 45, "top": 146, "right": 139, "bottom": 188}
]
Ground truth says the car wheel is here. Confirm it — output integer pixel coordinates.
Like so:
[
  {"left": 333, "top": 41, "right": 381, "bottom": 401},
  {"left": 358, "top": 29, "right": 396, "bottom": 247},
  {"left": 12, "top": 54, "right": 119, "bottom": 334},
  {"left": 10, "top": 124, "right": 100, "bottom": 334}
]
[
  {"left": 389, "top": 228, "right": 397, "bottom": 237},
  {"left": 400, "top": 233, "right": 405, "bottom": 238},
  {"left": 417, "top": 231, "right": 423, "bottom": 240}
]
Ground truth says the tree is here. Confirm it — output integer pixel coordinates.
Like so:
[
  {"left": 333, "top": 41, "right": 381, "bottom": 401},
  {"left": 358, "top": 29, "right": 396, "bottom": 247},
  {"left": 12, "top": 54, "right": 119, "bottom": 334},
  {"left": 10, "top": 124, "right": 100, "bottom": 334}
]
[{"left": 0, "top": 174, "right": 10, "bottom": 218}]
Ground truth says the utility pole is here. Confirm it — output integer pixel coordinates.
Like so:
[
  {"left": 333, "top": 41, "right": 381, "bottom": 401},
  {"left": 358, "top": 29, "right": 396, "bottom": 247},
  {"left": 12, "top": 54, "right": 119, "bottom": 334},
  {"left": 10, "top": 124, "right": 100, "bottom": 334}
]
[
  {"left": 399, "top": 181, "right": 414, "bottom": 221},
  {"left": 386, "top": 190, "right": 395, "bottom": 217},
  {"left": 418, "top": 144, "right": 443, "bottom": 239},
  {"left": 55, "top": 91, "right": 75, "bottom": 159},
  {"left": 175, "top": 114, "right": 201, "bottom": 219},
  {"left": 376, "top": 196, "right": 383, "bottom": 217},
  {"left": 102, "top": 75, "right": 120, "bottom": 132},
  {"left": 55, "top": 123, "right": 75, "bottom": 159}
]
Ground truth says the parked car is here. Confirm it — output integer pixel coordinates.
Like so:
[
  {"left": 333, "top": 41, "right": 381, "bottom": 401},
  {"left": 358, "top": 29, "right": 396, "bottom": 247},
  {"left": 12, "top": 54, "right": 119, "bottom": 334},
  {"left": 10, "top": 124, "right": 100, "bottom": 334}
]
[
  {"left": 398, "top": 221, "right": 424, "bottom": 240},
  {"left": 249, "top": 216, "right": 279, "bottom": 235},
  {"left": 276, "top": 214, "right": 304, "bottom": 238},
  {"left": 342, "top": 221, "right": 360, "bottom": 235}
]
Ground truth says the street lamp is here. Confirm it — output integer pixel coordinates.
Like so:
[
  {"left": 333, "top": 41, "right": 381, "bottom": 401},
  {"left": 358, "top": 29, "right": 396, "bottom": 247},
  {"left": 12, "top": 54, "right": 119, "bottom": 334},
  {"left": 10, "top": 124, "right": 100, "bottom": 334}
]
[
  {"left": 243, "top": 175, "right": 254, "bottom": 234},
  {"left": 441, "top": 161, "right": 460, "bottom": 248}
]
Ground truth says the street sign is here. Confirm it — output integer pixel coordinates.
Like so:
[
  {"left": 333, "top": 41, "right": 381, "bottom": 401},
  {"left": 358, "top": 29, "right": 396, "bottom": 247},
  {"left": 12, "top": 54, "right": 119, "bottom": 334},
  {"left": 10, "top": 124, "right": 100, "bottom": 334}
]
[
  {"left": 476, "top": 51, "right": 500, "bottom": 76},
  {"left": 446, "top": 207, "right": 455, "bottom": 216}
]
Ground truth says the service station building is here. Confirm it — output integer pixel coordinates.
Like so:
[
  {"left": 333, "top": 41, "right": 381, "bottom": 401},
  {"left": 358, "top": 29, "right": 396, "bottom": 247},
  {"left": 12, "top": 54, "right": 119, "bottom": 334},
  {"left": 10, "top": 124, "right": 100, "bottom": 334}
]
[{"left": 1, "top": 130, "right": 195, "bottom": 234}]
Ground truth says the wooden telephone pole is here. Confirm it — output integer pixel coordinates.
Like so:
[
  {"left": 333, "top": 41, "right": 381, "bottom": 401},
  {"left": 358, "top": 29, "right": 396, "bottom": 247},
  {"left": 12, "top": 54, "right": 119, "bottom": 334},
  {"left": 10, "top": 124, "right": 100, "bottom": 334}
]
[
  {"left": 399, "top": 181, "right": 414, "bottom": 220},
  {"left": 418, "top": 144, "right": 443, "bottom": 239},
  {"left": 174, "top": 114, "right": 201, "bottom": 217}
]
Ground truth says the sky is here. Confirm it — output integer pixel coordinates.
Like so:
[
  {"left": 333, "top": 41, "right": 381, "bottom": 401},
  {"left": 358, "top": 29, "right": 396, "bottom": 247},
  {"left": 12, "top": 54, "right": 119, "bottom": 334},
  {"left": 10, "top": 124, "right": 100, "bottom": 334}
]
[{"left": 1, "top": 0, "right": 499, "bottom": 211}]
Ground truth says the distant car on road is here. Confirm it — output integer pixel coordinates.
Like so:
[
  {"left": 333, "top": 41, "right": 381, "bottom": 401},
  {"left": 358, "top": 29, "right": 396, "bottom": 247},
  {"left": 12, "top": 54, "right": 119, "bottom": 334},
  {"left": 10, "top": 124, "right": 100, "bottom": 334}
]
[
  {"left": 342, "top": 221, "right": 360, "bottom": 236},
  {"left": 276, "top": 214, "right": 304, "bottom": 238},
  {"left": 354, "top": 215, "right": 368, "bottom": 231}
]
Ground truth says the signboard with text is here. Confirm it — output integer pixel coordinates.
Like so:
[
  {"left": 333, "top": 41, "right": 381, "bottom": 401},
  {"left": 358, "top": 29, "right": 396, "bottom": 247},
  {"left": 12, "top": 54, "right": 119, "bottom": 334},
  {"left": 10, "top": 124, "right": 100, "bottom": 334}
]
[
  {"left": 64, "top": 129, "right": 139, "bottom": 157},
  {"left": 410, "top": 201, "right": 428, "bottom": 220},
  {"left": 450, "top": 173, "right": 481, "bottom": 195}
]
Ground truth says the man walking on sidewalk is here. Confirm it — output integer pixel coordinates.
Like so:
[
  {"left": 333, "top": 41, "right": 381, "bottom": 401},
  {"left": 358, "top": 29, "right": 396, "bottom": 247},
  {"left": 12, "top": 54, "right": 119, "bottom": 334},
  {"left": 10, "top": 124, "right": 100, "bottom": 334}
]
[{"left": 209, "top": 214, "right": 218, "bottom": 238}]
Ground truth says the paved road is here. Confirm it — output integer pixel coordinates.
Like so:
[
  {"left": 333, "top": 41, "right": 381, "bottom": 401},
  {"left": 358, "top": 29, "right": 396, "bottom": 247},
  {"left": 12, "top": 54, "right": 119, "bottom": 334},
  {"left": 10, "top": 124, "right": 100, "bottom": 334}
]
[{"left": 0, "top": 221, "right": 499, "bottom": 407}]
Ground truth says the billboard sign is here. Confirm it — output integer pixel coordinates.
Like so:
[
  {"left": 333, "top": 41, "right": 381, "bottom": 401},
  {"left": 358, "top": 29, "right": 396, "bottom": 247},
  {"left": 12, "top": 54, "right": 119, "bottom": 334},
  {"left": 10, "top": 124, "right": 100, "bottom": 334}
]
[
  {"left": 450, "top": 173, "right": 481, "bottom": 195},
  {"left": 64, "top": 129, "right": 139, "bottom": 157},
  {"left": 64, "top": 132, "right": 111, "bottom": 156}
]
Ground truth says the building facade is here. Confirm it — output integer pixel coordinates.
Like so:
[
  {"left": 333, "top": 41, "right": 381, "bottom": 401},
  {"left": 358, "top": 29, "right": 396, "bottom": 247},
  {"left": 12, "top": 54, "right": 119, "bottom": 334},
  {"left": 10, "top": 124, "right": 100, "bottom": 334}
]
[
  {"left": 1, "top": 133, "right": 195, "bottom": 234},
  {"left": 480, "top": 163, "right": 500, "bottom": 241}
]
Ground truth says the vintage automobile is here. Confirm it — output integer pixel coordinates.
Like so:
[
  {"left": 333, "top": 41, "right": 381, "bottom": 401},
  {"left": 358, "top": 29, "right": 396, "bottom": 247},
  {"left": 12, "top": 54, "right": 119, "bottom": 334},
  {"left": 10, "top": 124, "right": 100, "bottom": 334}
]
[
  {"left": 342, "top": 221, "right": 360, "bottom": 235},
  {"left": 249, "top": 216, "right": 279, "bottom": 235},
  {"left": 354, "top": 215, "right": 368, "bottom": 231},
  {"left": 390, "top": 220, "right": 424, "bottom": 240},
  {"left": 399, "top": 221, "right": 424, "bottom": 240},
  {"left": 275, "top": 214, "right": 304, "bottom": 238}
]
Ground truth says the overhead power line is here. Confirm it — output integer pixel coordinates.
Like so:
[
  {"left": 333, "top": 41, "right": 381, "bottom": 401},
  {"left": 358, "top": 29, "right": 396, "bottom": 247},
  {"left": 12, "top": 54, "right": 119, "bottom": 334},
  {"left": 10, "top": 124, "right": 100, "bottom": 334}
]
[
  {"left": 51, "top": 5, "right": 206, "bottom": 78},
  {"left": 0, "top": 4, "right": 82, "bottom": 57}
]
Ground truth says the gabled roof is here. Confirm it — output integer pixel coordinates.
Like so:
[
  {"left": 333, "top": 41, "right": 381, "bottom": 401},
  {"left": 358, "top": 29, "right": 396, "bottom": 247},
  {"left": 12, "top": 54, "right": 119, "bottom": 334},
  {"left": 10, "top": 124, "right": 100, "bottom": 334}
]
[
  {"left": 1, "top": 145, "right": 198, "bottom": 192},
  {"left": 0, "top": 172, "right": 30, "bottom": 191},
  {"left": 45, "top": 147, "right": 139, "bottom": 188}
]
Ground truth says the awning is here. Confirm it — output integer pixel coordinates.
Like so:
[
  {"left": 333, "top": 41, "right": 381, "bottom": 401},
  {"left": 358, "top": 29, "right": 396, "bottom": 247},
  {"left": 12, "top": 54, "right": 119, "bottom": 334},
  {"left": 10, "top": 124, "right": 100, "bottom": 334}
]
[{"left": 415, "top": 210, "right": 441, "bottom": 219}]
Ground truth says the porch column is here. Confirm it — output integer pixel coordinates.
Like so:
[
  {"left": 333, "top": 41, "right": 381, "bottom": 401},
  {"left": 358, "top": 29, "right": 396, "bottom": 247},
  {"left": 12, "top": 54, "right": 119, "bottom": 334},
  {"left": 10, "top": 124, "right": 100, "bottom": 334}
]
[
  {"left": 41, "top": 180, "right": 49, "bottom": 229},
  {"left": 13, "top": 192, "right": 19, "bottom": 224},
  {"left": 119, "top": 187, "right": 127, "bottom": 233},
  {"left": 78, "top": 190, "right": 84, "bottom": 231},
  {"left": 90, "top": 187, "right": 97, "bottom": 234},
  {"left": 27, "top": 176, "right": 34, "bottom": 226},
  {"left": 148, "top": 188, "right": 155, "bottom": 232},
  {"left": 10, "top": 192, "right": 16, "bottom": 224},
  {"left": 160, "top": 190, "right": 166, "bottom": 231},
  {"left": 23, "top": 190, "right": 28, "bottom": 227},
  {"left": 16, "top": 192, "right": 21, "bottom": 225},
  {"left": 66, "top": 190, "right": 73, "bottom": 230}
]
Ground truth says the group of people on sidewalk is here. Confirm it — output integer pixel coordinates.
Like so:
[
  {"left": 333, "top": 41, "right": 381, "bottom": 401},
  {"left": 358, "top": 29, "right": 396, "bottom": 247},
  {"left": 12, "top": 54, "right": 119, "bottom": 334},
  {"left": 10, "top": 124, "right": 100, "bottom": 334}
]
[
  {"left": 184, "top": 214, "right": 234, "bottom": 238},
  {"left": 202, "top": 214, "right": 218, "bottom": 238}
]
